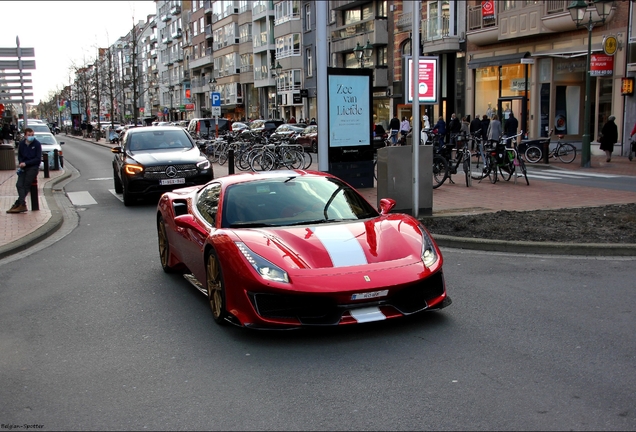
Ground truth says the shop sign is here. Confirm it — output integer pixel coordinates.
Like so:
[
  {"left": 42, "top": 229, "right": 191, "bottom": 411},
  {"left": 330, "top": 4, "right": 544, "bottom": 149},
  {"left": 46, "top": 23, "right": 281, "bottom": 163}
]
[
  {"left": 621, "top": 77, "right": 634, "bottom": 96},
  {"left": 603, "top": 35, "right": 618, "bottom": 56},
  {"left": 590, "top": 54, "right": 614, "bottom": 77},
  {"left": 406, "top": 56, "right": 438, "bottom": 104},
  {"left": 185, "top": 103, "right": 195, "bottom": 110},
  {"left": 510, "top": 79, "right": 527, "bottom": 92},
  {"left": 293, "top": 93, "right": 302, "bottom": 104},
  {"left": 481, "top": 0, "right": 495, "bottom": 20}
]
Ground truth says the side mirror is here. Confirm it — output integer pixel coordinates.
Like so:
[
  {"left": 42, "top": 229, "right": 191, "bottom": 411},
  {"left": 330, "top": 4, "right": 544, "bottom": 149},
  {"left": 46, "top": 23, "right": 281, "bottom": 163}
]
[
  {"left": 111, "top": 147, "right": 122, "bottom": 154},
  {"left": 59, "top": 141, "right": 65, "bottom": 145},
  {"left": 378, "top": 198, "right": 396, "bottom": 215},
  {"left": 174, "top": 214, "right": 208, "bottom": 236}
]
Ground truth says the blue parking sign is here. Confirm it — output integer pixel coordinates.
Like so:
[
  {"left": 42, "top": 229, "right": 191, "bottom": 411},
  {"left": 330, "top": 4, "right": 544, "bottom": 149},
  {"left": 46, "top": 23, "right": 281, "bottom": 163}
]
[{"left": 211, "top": 92, "right": 221, "bottom": 107}]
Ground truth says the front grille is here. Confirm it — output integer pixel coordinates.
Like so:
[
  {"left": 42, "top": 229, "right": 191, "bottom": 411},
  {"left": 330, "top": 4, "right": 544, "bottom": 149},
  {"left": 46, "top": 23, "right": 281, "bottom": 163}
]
[
  {"left": 390, "top": 271, "right": 445, "bottom": 314},
  {"left": 249, "top": 292, "right": 341, "bottom": 325},
  {"left": 144, "top": 164, "right": 198, "bottom": 180}
]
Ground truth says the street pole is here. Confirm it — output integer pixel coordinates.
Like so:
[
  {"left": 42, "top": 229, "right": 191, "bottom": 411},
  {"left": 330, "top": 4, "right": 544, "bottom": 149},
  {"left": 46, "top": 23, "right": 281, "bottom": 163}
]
[{"left": 581, "top": 22, "right": 593, "bottom": 168}]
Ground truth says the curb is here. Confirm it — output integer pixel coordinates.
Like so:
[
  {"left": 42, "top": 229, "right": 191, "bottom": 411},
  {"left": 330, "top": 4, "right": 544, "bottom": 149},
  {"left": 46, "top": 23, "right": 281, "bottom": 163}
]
[
  {"left": 433, "top": 234, "right": 636, "bottom": 256},
  {"left": 0, "top": 170, "right": 72, "bottom": 260}
]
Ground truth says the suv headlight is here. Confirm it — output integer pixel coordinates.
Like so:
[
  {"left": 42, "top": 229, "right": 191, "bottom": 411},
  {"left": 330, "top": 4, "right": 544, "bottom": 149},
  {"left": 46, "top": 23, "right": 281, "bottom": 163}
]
[
  {"left": 235, "top": 242, "right": 289, "bottom": 283},
  {"left": 124, "top": 164, "right": 143, "bottom": 175},
  {"left": 197, "top": 159, "right": 211, "bottom": 170}
]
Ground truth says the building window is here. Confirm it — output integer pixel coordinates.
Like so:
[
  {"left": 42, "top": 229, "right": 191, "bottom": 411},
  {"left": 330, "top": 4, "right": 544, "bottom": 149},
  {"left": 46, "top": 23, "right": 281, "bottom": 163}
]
[
  {"left": 304, "top": 3, "right": 311, "bottom": 31},
  {"left": 193, "top": 21, "right": 198, "bottom": 37},
  {"left": 306, "top": 48, "right": 312, "bottom": 77},
  {"left": 275, "top": 33, "right": 301, "bottom": 59},
  {"left": 377, "top": 46, "right": 387, "bottom": 66},
  {"left": 275, "top": 0, "right": 300, "bottom": 25}
]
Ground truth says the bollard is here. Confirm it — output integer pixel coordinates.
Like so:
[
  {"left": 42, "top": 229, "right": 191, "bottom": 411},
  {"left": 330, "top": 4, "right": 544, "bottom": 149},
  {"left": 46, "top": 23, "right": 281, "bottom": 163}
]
[
  {"left": 543, "top": 139, "right": 549, "bottom": 164},
  {"left": 53, "top": 149, "right": 60, "bottom": 170},
  {"left": 30, "top": 178, "right": 39, "bottom": 211},
  {"left": 43, "top": 152, "right": 50, "bottom": 178},
  {"left": 228, "top": 148, "right": 235, "bottom": 175},
  {"left": 59, "top": 154, "right": 64, "bottom": 168}
]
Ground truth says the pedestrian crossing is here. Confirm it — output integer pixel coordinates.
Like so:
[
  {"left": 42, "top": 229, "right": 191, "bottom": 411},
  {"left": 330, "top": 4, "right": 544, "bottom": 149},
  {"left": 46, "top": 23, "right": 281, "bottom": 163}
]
[{"left": 525, "top": 167, "right": 623, "bottom": 180}]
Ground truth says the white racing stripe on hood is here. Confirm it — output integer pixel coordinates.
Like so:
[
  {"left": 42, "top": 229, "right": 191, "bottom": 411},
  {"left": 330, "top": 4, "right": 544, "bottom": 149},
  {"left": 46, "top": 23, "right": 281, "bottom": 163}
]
[{"left": 312, "top": 225, "right": 368, "bottom": 267}]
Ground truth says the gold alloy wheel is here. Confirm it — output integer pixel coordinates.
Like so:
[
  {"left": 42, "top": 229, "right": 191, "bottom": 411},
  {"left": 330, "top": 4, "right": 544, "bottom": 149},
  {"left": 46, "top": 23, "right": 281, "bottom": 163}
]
[
  {"left": 158, "top": 218, "right": 171, "bottom": 272},
  {"left": 206, "top": 253, "right": 225, "bottom": 323}
]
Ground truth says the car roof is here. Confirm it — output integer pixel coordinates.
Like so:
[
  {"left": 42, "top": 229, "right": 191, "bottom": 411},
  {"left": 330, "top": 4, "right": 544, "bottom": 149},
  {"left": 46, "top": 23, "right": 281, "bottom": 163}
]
[{"left": 127, "top": 125, "right": 184, "bottom": 133}]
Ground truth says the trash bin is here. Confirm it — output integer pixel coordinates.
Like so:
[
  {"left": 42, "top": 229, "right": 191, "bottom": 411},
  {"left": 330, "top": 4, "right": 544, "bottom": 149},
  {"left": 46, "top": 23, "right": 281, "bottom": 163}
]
[{"left": 0, "top": 144, "right": 16, "bottom": 170}]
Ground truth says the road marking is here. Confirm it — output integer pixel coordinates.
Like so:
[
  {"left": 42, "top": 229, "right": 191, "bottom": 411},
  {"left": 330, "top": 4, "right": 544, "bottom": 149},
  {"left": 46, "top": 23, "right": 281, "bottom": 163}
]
[
  {"left": 88, "top": 177, "right": 113, "bottom": 181},
  {"left": 108, "top": 189, "right": 124, "bottom": 202},
  {"left": 66, "top": 191, "right": 97, "bottom": 206}
]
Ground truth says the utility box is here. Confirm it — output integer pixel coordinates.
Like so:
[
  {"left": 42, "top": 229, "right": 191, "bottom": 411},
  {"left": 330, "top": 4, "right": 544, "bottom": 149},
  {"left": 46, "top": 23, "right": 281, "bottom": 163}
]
[{"left": 376, "top": 145, "right": 432, "bottom": 216}]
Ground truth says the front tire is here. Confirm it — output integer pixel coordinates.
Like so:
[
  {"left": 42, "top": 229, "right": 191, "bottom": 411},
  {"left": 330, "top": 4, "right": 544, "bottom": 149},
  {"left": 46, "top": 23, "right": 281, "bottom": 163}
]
[
  {"left": 432, "top": 155, "right": 448, "bottom": 189},
  {"left": 122, "top": 182, "right": 134, "bottom": 206},
  {"left": 158, "top": 216, "right": 178, "bottom": 273},
  {"left": 206, "top": 250, "right": 228, "bottom": 325},
  {"left": 113, "top": 168, "right": 123, "bottom": 193}
]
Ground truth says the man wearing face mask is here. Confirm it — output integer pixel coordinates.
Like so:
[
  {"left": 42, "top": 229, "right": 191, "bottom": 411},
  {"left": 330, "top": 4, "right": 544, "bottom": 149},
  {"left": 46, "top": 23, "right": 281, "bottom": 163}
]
[{"left": 7, "top": 127, "right": 42, "bottom": 213}]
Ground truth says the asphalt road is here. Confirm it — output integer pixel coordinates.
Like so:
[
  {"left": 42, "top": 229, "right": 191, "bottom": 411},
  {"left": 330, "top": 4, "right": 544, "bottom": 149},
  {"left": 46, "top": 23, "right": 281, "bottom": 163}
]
[{"left": 1, "top": 136, "right": 635, "bottom": 431}]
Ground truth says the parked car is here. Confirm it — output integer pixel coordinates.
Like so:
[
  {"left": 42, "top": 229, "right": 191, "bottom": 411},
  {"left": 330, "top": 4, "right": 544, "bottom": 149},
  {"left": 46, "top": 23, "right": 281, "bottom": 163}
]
[
  {"left": 249, "top": 119, "right": 285, "bottom": 136},
  {"left": 187, "top": 118, "right": 230, "bottom": 138},
  {"left": 35, "top": 132, "right": 64, "bottom": 170},
  {"left": 269, "top": 124, "right": 305, "bottom": 142},
  {"left": 156, "top": 170, "right": 450, "bottom": 328},
  {"left": 230, "top": 121, "right": 249, "bottom": 132},
  {"left": 111, "top": 126, "right": 213, "bottom": 206},
  {"left": 293, "top": 125, "right": 318, "bottom": 153}
]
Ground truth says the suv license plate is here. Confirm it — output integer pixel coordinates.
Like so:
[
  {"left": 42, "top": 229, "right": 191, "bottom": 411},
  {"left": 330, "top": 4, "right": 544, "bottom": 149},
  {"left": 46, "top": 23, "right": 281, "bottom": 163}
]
[{"left": 160, "top": 178, "right": 186, "bottom": 186}]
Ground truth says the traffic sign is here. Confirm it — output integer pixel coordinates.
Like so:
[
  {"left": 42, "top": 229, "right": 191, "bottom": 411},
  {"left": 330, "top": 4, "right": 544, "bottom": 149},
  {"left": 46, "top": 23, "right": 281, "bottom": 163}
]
[
  {"left": 211, "top": 106, "right": 221, "bottom": 116},
  {"left": 211, "top": 92, "right": 221, "bottom": 107}
]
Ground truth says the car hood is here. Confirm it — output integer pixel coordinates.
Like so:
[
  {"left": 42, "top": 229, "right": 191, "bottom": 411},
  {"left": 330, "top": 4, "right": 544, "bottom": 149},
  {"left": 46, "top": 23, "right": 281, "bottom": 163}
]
[
  {"left": 129, "top": 148, "right": 203, "bottom": 165},
  {"left": 233, "top": 217, "right": 425, "bottom": 270}
]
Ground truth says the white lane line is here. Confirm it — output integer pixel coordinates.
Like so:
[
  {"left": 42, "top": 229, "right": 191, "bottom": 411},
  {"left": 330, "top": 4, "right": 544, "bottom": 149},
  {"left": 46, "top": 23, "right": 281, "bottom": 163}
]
[
  {"left": 108, "top": 189, "right": 124, "bottom": 202},
  {"left": 66, "top": 191, "right": 97, "bottom": 206},
  {"left": 88, "top": 177, "right": 113, "bottom": 181}
]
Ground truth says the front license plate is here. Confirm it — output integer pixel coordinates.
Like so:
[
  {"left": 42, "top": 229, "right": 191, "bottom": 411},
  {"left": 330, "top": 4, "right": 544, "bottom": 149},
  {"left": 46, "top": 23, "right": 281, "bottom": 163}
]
[
  {"left": 351, "top": 290, "right": 388, "bottom": 301},
  {"left": 160, "top": 178, "right": 186, "bottom": 186}
]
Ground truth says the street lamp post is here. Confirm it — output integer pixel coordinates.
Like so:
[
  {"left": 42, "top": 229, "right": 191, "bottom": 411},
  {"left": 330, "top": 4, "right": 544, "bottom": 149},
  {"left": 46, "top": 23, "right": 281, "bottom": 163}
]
[
  {"left": 353, "top": 40, "right": 373, "bottom": 68},
  {"left": 567, "top": 0, "right": 615, "bottom": 167},
  {"left": 271, "top": 62, "right": 282, "bottom": 119},
  {"left": 168, "top": 85, "right": 174, "bottom": 122}
]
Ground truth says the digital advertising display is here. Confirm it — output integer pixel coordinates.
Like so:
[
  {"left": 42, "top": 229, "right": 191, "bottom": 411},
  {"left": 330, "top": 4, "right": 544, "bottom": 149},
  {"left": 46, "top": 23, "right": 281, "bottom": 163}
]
[
  {"left": 405, "top": 56, "right": 438, "bottom": 104},
  {"left": 328, "top": 72, "right": 372, "bottom": 148}
]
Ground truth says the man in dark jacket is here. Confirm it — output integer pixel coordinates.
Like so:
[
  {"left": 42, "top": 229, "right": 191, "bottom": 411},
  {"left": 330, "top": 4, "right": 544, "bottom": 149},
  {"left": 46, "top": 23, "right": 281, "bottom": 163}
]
[
  {"left": 7, "top": 128, "right": 42, "bottom": 213},
  {"left": 481, "top": 115, "right": 491, "bottom": 143},
  {"left": 504, "top": 112, "right": 518, "bottom": 147},
  {"left": 389, "top": 114, "right": 400, "bottom": 145},
  {"left": 448, "top": 113, "right": 461, "bottom": 148},
  {"left": 469, "top": 114, "right": 482, "bottom": 150}
]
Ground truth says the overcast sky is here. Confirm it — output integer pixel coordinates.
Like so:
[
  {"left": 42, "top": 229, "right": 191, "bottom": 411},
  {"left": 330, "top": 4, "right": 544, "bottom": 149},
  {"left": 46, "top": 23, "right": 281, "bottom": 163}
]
[{"left": 1, "top": 1, "right": 157, "bottom": 105}]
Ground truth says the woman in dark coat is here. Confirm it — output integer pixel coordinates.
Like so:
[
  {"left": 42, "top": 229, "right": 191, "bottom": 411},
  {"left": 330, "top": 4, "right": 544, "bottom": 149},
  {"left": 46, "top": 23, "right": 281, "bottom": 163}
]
[{"left": 599, "top": 115, "right": 618, "bottom": 162}]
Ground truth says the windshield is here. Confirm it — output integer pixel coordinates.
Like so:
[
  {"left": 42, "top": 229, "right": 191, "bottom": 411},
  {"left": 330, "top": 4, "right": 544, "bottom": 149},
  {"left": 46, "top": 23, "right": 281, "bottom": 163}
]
[
  {"left": 221, "top": 176, "right": 378, "bottom": 228},
  {"left": 127, "top": 130, "right": 194, "bottom": 151},
  {"left": 34, "top": 134, "right": 57, "bottom": 145}
]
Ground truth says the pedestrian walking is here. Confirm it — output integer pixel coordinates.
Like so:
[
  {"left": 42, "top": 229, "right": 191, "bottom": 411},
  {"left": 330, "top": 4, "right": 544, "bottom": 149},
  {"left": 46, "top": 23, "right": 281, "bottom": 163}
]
[
  {"left": 470, "top": 114, "right": 482, "bottom": 150},
  {"left": 504, "top": 112, "right": 518, "bottom": 147},
  {"left": 1, "top": 123, "right": 10, "bottom": 144},
  {"left": 481, "top": 115, "right": 491, "bottom": 143},
  {"left": 6, "top": 128, "right": 41, "bottom": 214},
  {"left": 400, "top": 116, "right": 410, "bottom": 139},
  {"left": 86, "top": 122, "right": 93, "bottom": 138},
  {"left": 81, "top": 121, "right": 87, "bottom": 138},
  {"left": 599, "top": 115, "right": 618, "bottom": 162},
  {"left": 433, "top": 116, "right": 446, "bottom": 149},
  {"left": 309, "top": 118, "right": 317, "bottom": 125},
  {"left": 487, "top": 114, "right": 502, "bottom": 144},
  {"left": 389, "top": 114, "right": 400, "bottom": 145}
]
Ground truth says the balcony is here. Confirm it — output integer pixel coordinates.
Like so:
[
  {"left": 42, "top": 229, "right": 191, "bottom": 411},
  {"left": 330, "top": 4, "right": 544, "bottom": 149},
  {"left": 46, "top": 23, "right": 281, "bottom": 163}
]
[
  {"left": 172, "top": 29, "right": 183, "bottom": 40},
  {"left": 162, "top": 36, "right": 172, "bottom": 45},
  {"left": 422, "top": 16, "right": 460, "bottom": 53},
  {"left": 170, "top": 5, "right": 181, "bottom": 15},
  {"left": 189, "top": 47, "right": 214, "bottom": 70},
  {"left": 161, "top": 13, "right": 171, "bottom": 22},
  {"left": 150, "top": 34, "right": 157, "bottom": 43},
  {"left": 174, "top": 51, "right": 184, "bottom": 63},
  {"left": 150, "top": 49, "right": 157, "bottom": 58},
  {"left": 396, "top": 12, "right": 412, "bottom": 31},
  {"left": 204, "top": 24, "right": 213, "bottom": 40},
  {"left": 467, "top": 1, "right": 582, "bottom": 46},
  {"left": 204, "top": 0, "right": 212, "bottom": 14},
  {"left": 330, "top": 19, "right": 388, "bottom": 54},
  {"left": 253, "top": 31, "right": 274, "bottom": 52}
]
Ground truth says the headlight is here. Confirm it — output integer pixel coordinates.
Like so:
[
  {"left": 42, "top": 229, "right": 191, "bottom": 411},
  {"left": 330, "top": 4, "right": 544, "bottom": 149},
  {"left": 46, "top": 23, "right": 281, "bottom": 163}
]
[
  {"left": 419, "top": 226, "right": 438, "bottom": 267},
  {"left": 235, "top": 242, "right": 289, "bottom": 283},
  {"left": 197, "top": 159, "right": 211, "bottom": 170},
  {"left": 124, "top": 164, "right": 143, "bottom": 175}
]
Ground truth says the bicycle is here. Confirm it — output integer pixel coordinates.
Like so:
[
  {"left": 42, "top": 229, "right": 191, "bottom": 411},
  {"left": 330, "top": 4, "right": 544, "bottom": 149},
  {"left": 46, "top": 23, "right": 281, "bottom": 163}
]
[
  {"left": 525, "top": 130, "right": 576, "bottom": 164},
  {"left": 441, "top": 132, "right": 472, "bottom": 187},
  {"left": 472, "top": 131, "right": 529, "bottom": 186}
]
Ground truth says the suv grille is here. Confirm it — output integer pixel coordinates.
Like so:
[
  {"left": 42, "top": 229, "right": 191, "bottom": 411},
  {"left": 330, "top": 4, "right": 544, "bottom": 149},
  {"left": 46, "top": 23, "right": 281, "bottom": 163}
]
[{"left": 144, "top": 164, "right": 198, "bottom": 180}]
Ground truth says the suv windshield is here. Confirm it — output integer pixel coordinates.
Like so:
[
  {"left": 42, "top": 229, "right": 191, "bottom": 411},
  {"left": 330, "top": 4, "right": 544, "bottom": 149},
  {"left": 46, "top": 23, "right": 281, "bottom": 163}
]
[{"left": 127, "top": 130, "right": 194, "bottom": 151}]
